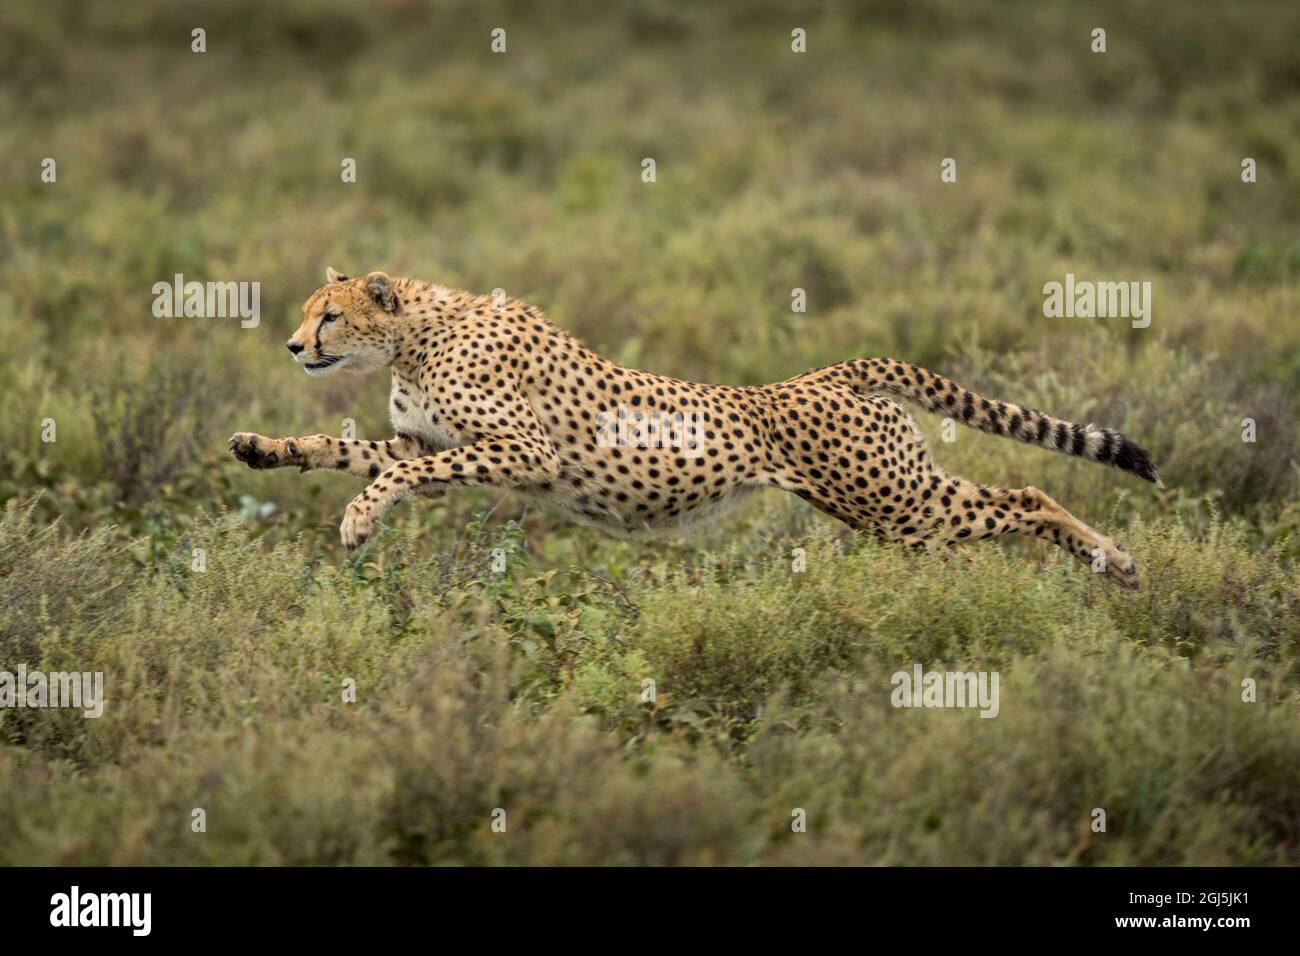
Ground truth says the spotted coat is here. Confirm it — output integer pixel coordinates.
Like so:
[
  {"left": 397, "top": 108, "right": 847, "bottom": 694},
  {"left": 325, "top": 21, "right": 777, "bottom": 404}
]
[{"left": 231, "top": 269, "right": 1160, "bottom": 587}]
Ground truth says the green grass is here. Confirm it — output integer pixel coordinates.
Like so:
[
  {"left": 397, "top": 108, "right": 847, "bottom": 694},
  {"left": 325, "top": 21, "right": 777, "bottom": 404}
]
[{"left": 0, "top": 0, "right": 1298, "bottom": 865}]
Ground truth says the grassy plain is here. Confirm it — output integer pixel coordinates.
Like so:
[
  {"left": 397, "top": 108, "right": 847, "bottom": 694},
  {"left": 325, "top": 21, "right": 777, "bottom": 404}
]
[{"left": 0, "top": 0, "right": 1297, "bottom": 864}]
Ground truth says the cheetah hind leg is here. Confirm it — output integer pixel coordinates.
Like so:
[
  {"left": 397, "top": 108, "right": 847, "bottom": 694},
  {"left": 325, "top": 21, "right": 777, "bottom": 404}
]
[
  {"left": 1022, "top": 486, "right": 1138, "bottom": 588},
  {"left": 937, "top": 482, "right": 1139, "bottom": 589},
  {"left": 841, "top": 478, "right": 1135, "bottom": 589},
  {"left": 767, "top": 468, "right": 1137, "bottom": 588}
]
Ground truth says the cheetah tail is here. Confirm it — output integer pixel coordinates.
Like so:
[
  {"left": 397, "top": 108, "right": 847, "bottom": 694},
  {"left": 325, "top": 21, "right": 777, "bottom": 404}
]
[{"left": 843, "top": 357, "right": 1163, "bottom": 487}]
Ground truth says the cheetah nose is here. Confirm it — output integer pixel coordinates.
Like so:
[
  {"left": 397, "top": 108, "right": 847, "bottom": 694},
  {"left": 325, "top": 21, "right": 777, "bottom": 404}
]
[{"left": 286, "top": 341, "right": 304, "bottom": 355}]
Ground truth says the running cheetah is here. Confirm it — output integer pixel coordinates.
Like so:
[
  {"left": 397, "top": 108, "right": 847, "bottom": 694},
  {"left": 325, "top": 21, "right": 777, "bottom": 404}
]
[{"left": 230, "top": 268, "right": 1161, "bottom": 588}]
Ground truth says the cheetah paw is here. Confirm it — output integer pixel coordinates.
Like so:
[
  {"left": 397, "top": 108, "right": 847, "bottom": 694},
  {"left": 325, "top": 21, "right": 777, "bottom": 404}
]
[
  {"left": 1106, "top": 551, "right": 1140, "bottom": 590},
  {"left": 1098, "top": 541, "right": 1140, "bottom": 590},
  {"left": 339, "top": 497, "right": 377, "bottom": 550},
  {"left": 229, "top": 433, "right": 300, "bottom": 469}
]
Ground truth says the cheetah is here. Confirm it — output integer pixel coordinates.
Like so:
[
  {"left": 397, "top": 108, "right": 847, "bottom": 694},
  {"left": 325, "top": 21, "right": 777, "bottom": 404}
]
[{"left": 230, "top": 268, "right": 1161, "bottom": 588}]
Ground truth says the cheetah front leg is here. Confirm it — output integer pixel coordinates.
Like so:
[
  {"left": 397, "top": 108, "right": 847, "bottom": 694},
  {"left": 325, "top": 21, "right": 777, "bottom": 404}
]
[
  {"left": 340, "top": 436, "right": 559, "bottom": 548},
  {"left": 228, "top": 432, "right": 432, "bottom": 479}
]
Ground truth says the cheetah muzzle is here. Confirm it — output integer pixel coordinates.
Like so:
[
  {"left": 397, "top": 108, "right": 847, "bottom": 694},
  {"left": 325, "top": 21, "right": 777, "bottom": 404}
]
[{"left": 230, "top": 267, "right": 1161, "bottom": 589}]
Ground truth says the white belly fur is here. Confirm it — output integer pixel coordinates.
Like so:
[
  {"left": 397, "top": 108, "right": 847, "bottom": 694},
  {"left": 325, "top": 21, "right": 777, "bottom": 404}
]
[{"left": 389, "top": 394, "right": 464, "bottom": 451}]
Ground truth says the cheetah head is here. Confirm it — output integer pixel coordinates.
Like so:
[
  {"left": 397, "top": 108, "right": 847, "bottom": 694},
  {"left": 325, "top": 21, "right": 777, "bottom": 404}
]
[{"left": 286, "top": 267, "right": 399, "bottom": 376}]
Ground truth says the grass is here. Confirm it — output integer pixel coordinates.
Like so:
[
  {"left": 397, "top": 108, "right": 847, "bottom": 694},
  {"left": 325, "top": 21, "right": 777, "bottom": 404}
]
[{"left": 0, "top": 0, "right": 1297, "bottom": 865}]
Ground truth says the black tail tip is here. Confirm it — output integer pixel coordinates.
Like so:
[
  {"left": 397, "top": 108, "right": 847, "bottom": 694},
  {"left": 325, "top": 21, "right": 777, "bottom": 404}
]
[{"left": 1113, "top": 438, "right": 1163, "bottom": 487}]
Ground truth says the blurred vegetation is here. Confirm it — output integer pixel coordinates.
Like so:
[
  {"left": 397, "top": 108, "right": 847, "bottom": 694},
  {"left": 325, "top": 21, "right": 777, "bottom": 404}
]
[{"left": 0, "top": 0, "right": 1297, "bottom": 864}]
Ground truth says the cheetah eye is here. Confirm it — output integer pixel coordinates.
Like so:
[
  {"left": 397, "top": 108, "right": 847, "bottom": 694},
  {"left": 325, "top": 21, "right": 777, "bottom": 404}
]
[{"left": 320, "top": 312, "right": 337, "bottom": 325}]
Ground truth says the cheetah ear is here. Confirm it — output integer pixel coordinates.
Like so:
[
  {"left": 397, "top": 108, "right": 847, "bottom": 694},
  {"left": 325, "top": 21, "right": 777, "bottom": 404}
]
[
  {"left": 365, "top": 271, "right": 396, "bottom": 312},
  {"left": 325, "top": 266, "right": 349, "bottom": 284}
]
